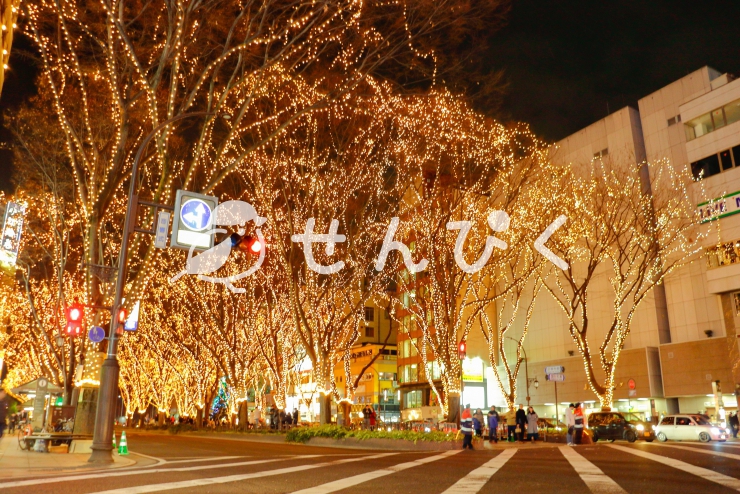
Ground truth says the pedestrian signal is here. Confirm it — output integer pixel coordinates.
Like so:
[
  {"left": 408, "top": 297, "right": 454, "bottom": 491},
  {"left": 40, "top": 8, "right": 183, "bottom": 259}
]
[
  {"left": 65, "top": 301, "right": 84, "bottom": 336},
  {"left": 458, "top": 341, "right": 467, "bottom": 360}
]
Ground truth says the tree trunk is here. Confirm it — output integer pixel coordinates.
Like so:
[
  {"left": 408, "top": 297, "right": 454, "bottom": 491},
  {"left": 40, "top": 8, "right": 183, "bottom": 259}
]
[
  {"left": 340, "top": 401, "right": 351, "bottom": 427},
  {"left": 447, "top": 392, "right": 461, "bottom": 425},
  {"left": 158, "top": 411, "right": 165, "bottom": 426},
  {"left": 239, "top": 402, "right": 248, "bottom": 431},
  {"left": 195, "top": 407, "right": 203, "bottom": 430},
  {"left": 319, "top": 394, "right": 332, "bottom": 425}
]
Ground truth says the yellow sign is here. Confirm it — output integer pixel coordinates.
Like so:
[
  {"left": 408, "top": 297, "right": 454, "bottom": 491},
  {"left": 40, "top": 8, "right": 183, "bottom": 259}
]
[{"left": 462, "top": 358, "right": 483, "bottom": 382}]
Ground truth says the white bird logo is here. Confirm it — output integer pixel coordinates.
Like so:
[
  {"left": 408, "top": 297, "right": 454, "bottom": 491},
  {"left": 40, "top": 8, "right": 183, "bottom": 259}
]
[{"left": 170, "top": 200, "right": 267, "bottom": 293}]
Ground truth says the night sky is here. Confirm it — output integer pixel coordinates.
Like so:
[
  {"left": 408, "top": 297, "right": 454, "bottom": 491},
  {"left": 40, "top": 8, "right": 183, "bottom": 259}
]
[
  {"left": 1, "top": 1, "right": 739, "bottom": 190},
  {"left": 486, "top": 0, "right": 740, "bottom": 140}
]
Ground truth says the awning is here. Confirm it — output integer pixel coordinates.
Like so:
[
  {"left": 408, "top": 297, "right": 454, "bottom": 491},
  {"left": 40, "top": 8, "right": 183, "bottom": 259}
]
[{"left": 11, "top": 378, "right": 64, "bottom": 395}]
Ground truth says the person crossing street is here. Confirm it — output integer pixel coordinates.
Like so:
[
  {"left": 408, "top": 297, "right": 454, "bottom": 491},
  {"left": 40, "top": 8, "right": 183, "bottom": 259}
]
[{"left": 461, "top": 406, "right": 474, "bottom": 450}]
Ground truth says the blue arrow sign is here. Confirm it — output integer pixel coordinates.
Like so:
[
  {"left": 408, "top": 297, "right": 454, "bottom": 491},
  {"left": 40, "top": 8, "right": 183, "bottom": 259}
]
[
  {"left": 88, "top": 326, "right": 105, "bottom": 343},
  {"left": 180, "top": 199, "right": 212, "bottom": 231}
]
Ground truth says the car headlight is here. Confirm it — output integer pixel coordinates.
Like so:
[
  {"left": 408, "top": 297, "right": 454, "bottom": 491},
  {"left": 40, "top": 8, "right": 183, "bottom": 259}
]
[
  {"left": 651, "top": 425, "right": 657, "bottom": 431},
  {"left": 636, "top": 424, "right": 645, "bottom": 431},
  {"left": 711, "top": 427, "right": 720, "bottom": 435}
]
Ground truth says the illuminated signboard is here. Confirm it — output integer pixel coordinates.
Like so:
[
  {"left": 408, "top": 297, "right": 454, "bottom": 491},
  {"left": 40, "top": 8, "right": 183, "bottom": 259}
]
[
  {"left": 462, "top": 357, "right": 484, "bottom": 382},
  {"left": 0, "top": 202, "right": 26, "bottom": 266}
]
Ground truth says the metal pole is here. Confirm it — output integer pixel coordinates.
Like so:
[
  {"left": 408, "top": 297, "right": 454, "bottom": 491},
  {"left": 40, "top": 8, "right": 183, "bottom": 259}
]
[
  {"left": 555, "top": 382, "right": 559, "bottom": 429},
  {"left": 88, "top": 112, "right": 215, "bottom": 463}
]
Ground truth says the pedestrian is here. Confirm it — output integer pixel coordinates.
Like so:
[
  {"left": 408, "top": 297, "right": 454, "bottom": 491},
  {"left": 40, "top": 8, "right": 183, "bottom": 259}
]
[
  {"left": 565, "top": 403, "right": 575, "bottom": 446},
  {"left": 573, "top": 403, "right": 585, "bottom": 445},
  {"left": 729, "top": 412, "right": 739, "bottom": 439},
  {"left": 0, "top": 399, "right": 6, "bottom": 438},
  {"left": 487, "top": 407, "right": 499, "bottom": 443},
  {"left": 473, "top": 409, "right": 484, "bottom": 437},
  {"left": 502, "top": 407, "right": 517, "bottom": 442},
  {"left": 526, "top": 406, "right": 539, "bottom": 442},
  {"left": 252, "top": 406, "right": 262, "bottom": 429},
  {"left": 362, "top": 405, "right": 372, "bottom": 430},
  {"left": 516, "top": 404, "right": 527, "bottom": 442},
  {"left": 293, "top": 408, "right": 299, "bottom": 426},
  {"left": 461, "top": 406, "right": 474, "bottom": 450},
  {"left": 369, "top": 405, "right": 377, "bottom": 431}
]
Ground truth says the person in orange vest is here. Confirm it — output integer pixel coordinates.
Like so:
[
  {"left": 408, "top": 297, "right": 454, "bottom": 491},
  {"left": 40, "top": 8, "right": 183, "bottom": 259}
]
[
  {"left": 573, "top": 403, "right": 585, "bottom": 444},
  {"left": 461, "top": 406, "right": 474, "bottom": 450}
]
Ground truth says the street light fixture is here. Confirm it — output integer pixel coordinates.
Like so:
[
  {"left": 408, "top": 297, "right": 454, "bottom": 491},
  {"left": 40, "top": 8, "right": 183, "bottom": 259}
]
[{"left": 88, "top": 111, "right": 226, "bottom": 463}]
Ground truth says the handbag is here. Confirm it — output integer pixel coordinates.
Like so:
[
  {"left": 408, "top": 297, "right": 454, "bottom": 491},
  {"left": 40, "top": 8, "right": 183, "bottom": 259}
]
[{"left": 515, "top": 425, "right": 521, "bottom": 433}]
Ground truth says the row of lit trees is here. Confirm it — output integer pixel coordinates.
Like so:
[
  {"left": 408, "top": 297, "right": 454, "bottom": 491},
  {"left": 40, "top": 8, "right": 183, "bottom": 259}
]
[{"left": 1, "top": 0, "right": 705, "bottom": 421}]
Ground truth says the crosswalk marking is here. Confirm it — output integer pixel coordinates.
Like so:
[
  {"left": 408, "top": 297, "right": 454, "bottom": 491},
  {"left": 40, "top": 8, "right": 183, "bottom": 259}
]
[
  {"left": 288, "top": 450, "right": 462, "bottom": 494},
  {"left": 441, "top": 449, "right": 517, "bottom": 493},
  {"left": 609, "top": 444, "right": 740, "bottom": 491},
  {"left": 559, "top": 446, "right": 627, "bottom": 494},
  {"left": 87, "top": 453, "right": 398, "bottom": 494},
  {"left": 0, "top": 456, "right": 310, "bottom": 488},
  {"left": 162, "top": 456, "right": 248, "bottom": 464},
  {"left": 647, "top": 442, "right": 740, "bottom": 461}
]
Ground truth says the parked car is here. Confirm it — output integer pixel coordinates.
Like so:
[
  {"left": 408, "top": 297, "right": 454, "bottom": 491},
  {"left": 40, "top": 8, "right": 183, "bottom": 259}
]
[
  {"left": 655, "top": 414, "right": 727, "bottom": 443},
  {"left": 587, "top": 412, "right": 655, "bottom": 443},
  {"left": 538, "top": 417, "right": 566, "bottom": 433}
]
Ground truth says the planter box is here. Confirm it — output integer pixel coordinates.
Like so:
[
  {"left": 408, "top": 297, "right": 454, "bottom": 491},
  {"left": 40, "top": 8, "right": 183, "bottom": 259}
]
[{"left": 305, "top": 436, "right": 459, "bottom": 451}]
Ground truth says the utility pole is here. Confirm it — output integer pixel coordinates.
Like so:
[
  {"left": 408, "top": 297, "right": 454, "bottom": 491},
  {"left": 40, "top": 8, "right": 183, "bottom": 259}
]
[{"left": 88, "top": 112, "right": 218, "bottom": 463}]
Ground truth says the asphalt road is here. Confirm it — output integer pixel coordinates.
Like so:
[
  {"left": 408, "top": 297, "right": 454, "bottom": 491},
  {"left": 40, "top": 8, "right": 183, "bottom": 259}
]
[{"left": 2, "top": 433, "right": 740, "bottom": 493}]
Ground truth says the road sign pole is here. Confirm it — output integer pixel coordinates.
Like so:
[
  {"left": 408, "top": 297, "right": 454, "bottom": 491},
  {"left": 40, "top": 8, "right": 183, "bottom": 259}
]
[
  {"left": 555, "top": 382, "right": 558, "bottom": 427},
  {"left": 88, "top": 112, "right": 215, "bottom": 464}
]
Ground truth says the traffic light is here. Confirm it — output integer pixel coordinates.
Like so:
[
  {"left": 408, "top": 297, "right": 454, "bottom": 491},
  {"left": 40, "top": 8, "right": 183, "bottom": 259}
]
[
  {"left": 458, "top": 340, "right": 467, "bottom": 360},
  {"left": 115, "top": 307, "right": 128, "bottom": 333},
  {"left": 65, "top": 301, "right": 84, "bottom": 336},
  {"left": 229, "top": 233, "right": 262, "bottom": 254}
]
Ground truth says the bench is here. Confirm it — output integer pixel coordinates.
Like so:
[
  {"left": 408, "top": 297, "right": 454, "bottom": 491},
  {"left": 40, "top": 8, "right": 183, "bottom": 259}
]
[{"left": 19, "top": 432, "right": 93, "bottom": 451}]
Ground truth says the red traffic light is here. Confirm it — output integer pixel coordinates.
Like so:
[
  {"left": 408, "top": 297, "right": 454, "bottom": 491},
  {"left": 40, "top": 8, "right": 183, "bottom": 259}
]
[
  {"left": 65, "top": 301, "right": 84, "bottom": 336},
  {"left": 458, "top": 341, "right": 467, "bottom": 360},
  {"left": 230, "top": 233, "right": 262, "bottom": 254}
]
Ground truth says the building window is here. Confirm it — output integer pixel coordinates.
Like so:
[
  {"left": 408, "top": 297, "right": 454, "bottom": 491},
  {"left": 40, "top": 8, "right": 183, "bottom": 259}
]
[
  {"left": 706, "top": 240, "right": 740, "bottom": 269},
  {"left": 364, "top": 307, "right": 374, "bottom": 321},
  {"left": 734, "top": 292, "right": 740, "bottom": 317},
  {"left": 593, "top": 148, "right": 608, "bottom": 159},
  {"left": 720, "top": 150, "right": 734, "bottom": 171},
  {"left": 364, "top": 326, "right": 374, "bottom": 338},
  {"left": 725, "top": 101, "right": 740, "bottom": 127},
  {"left": 691, "top": 153, "right": 722, "bottom": 180},
  {"left": 685, "top": 113, "right": 714, "bottom": 140},
  {"left": 405, "top": 390, "right": 422, "bottom": 408},
  {"left": 667, "top": 115, "right": 682, "bottom": 126},
  {"left": 685, "top": 97, "right": 740, "bottom": 141}
]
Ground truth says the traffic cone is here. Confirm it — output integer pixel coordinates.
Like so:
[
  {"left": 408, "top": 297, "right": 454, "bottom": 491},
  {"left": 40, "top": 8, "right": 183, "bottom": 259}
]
[
  {"left": 112, "top": 433, "right": 117, "bottom": 452},
  {"left": 118, "top": 430, "right": 129, "bottom": 455}
]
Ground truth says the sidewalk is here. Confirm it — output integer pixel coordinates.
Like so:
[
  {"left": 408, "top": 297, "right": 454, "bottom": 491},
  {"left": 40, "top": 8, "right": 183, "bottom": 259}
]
[{"left": 0, "top": 433, "right": 137, "bottom": 479}]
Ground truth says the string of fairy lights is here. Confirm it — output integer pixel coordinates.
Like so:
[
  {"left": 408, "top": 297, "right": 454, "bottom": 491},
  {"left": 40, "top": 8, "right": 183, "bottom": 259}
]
[{"left": 0, "top": 1, "right": 706, "bottom": 418}]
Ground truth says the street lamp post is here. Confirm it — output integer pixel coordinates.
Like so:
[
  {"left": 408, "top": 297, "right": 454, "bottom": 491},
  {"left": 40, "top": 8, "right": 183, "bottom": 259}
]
[
  {"left": 505, "top": 336, "right": 538, "bottom": 407},
  {"left": 88, "top": 112, "right": 218, "bottom": 463}
]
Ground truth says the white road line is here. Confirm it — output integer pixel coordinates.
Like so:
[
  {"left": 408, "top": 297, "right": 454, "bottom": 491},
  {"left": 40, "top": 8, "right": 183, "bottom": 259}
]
[
  {"left": 609, "top": 444, "right": 740, "bottom": 491},
  {"left": 0, "top": 456, "right": 311, "bottom": 488},
  {"left": 289, "top": 450, "right": 462, "bottom": 494},
  {"left": 161, "top": 456, "right": 248, "bottom": 464},
  {"left": 645, "top": 442, "right": 740, "bottom": 460},
  {"left": 559, "top": 446, "right": 627, "bottom": 494},
  {"left": 441, "top": 449, "right": 517, "bottom": 493},
  {"left": 88, "top": 453, "right": 398, "bottom": 494}
]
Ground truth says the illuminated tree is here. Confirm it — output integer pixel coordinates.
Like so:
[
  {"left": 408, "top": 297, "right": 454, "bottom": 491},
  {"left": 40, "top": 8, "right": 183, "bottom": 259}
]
[
  {"left": 542, "top": 159, "right": 702, "bottom": 408},
  {"left": 19, "top": 0, "right": 509, "bottom": 318},
  {"left": 385, "top": 91, "right": 544, "bottom": 421}
]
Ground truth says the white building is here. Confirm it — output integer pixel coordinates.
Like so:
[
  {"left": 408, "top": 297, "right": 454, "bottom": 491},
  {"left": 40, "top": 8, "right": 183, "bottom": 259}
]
[{"left": 517, "top": 67, "right": 740, "bottom": 421}]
